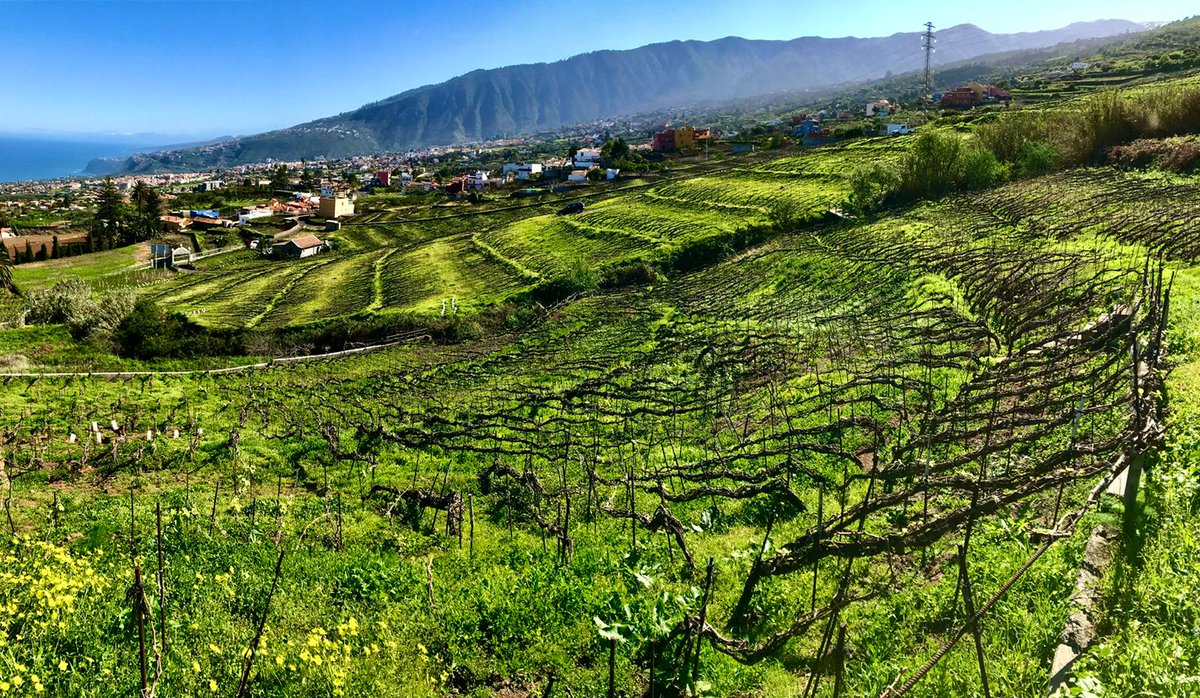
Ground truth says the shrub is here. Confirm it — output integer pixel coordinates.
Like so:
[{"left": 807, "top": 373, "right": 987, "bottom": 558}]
[
  {"left": 847, "top": 163, "right": 901, "bottom": 213},
  {"left": 892, "top": 131, "right": 1009, "bottom": 203},
  {"left": 1107, "top": 136, "right": 1200, "bottom": 173},
  {"left": 112, "top": 299, "right": 243, "bottom": 358},
  {"left": 25, "top": 280, "right": 136, "bottom": 339},
  {"left": 959, "top": 147, "right": 1010, "bottom": 190},
  {"left": 1015, "top": 141, "right": 1059, "bottom": 176}
]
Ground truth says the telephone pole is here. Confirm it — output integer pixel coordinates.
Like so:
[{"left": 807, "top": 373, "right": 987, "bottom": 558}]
[{"left": 922, "top": 22, "right": 936, "bottom": 101}]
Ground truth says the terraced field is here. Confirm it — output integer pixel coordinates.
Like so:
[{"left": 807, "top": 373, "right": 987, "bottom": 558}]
[{"left": 25, "top": 146, "right": 865, "bottom": 332}]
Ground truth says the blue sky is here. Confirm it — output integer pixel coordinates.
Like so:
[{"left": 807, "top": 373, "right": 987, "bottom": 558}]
[{"left": 0, "top": 0, "right": 1193, "bottom": 139}]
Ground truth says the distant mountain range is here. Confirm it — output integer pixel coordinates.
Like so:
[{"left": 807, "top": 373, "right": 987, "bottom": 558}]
[{"left": 97, "top": 19, "right": 1146, "bottom": 174}]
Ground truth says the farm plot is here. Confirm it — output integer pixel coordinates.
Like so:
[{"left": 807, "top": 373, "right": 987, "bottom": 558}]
[
  {"left": 657, "top": 171, "right": 849, "bottom": 216},
  {"left": 479, "top": 213, "right": 659, "bottom": 277},
  {"left": 254, "top": 251, "right": 382, "bottom": 328},
  {"left": 379, "top": 233, "right": 532, "bottom": 314},
  {"left": 0, "top": 170, "right": 1174, "bottom": 697}
]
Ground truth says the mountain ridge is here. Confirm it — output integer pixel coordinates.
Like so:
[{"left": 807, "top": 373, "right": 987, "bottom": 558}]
[{"left": 98, "top": 19, "right": 1146, "bottom": 174}]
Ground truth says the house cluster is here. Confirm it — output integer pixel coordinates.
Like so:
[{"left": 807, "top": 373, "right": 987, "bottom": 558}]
[
  {"left": 939, "top": 83, "right": 1011, "bottom": 108},
  {"left": 160, "top": 209, "right": 234, "bottom": 233},
  {"left": 500, "top": 162, "right": 543, "bottom": 181},
  {"left": 157, "top": 190, "right": 356, "bottom": 234},
  {"left": 651, "top": 125, "right": 712, "bottom": 153},
  {"left": 567, "top": 147, "right": 617, "bottom": 182},
  {"left": 1045, "top": 62, "right": 1091, "bottom": 80}
]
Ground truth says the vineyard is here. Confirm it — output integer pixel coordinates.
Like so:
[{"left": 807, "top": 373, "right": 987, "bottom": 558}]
[{"left": 0, "top": 131, "right": 1196, "bottom": 697}]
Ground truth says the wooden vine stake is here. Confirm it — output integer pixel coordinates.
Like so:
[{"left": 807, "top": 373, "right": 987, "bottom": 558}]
[
  {"left": 134, "top": 565, "right": 149, "bottom": 697},
  {"left": 236, "top": 544, "right": 287, "bottom": 698},
  {"left": 957, "top": 544, "right": 991, "bottom": 698},
  {"left": 155, "top": 501, "right": 167, "bottom": 670},
  {"left": 833, "top": 621, "right": 847, "bottom": 698}
]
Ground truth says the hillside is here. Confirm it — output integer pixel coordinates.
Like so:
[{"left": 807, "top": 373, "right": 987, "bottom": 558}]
[
  {"left": 99, "top": 19, "right": 1143, "bottom": 173},
  {"left": 9, "top": 20, "right": 1200, "bottom": 698}
]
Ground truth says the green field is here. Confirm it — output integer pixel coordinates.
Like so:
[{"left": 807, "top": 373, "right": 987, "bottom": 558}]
[{"left": 3, "top": 47, "right": 1200, "bottom": 698}]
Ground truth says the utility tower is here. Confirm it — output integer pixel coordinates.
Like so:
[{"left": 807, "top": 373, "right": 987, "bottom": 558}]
[{"left": 922, "top": 22, "right": 936, "bottom": 101}]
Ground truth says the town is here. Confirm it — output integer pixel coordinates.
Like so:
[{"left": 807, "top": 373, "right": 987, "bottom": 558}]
[{"left": 0, "top": 81, "right": 1021, "bottom": 269}]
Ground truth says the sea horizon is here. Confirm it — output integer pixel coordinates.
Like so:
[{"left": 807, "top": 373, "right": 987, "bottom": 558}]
[{"left": 0, "top": 136, "right": 137, "bottom": 184}]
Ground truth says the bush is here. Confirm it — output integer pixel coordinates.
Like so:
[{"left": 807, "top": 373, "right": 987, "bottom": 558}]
[
  {"left": 899, "top": 131, "right": 967, "bottom": 199},
  {"left": 1107, "top": 136, "right": 1200, "bottom": 172},
  {"left": 848, "top": 164, "right": 902, "bottom": 213},
  {"left": 892, "top": 131, "right": 1010, "bottom": 203},
  {"left": 25, "top": 280, "right": 136, "bottom": 339},
  {"left": 959, "top": 147, "right": 1010, "bottom": 190},
  {"left": 112, "top": 299, "right": 243, "bottom": 359},
  {"left": 1015, "top": 141, "right": 1059, "bottom": 176}
]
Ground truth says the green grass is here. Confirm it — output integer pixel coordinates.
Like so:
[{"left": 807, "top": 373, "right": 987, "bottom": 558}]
[{"left": 13, "top": 244, "right": 145, "bottom": 292}]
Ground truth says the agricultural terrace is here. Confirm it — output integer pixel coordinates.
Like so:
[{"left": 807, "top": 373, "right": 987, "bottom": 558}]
[
  {"left": 0, "top": 146, "right": 1191, "bottom": 697},
  {"left": 9, "top": 146, "right": 875, "bottom": 340}
]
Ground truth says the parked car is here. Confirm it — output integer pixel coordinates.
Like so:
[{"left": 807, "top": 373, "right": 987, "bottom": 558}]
[{"left": 557, "top": 201, "right": 585, "bottom": 215}]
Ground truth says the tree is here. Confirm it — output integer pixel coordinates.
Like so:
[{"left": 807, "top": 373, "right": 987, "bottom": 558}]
[
  {"left": 269, "top": 165, "right": 291, "bottom": 190},
  {"left": 91, "top": 177, "right": 129, "bottom": 250},
  {"left": 131, "top": 186, "right": 164, "bottom": 242},
  {"left": 51, "top": 236, "right": 59, "bottom": 259},
  {"left": 131, "top": 180, "right": 152, "bottom": 213},
  {"left": 345, "top": 171, "right": 360, "bottom": 191},
  {"left": 0, "top": 243, "right": 15, "bottom": 295},
  {"left": 298, "top": 159, "right": 317, "bottom": 191},
  {"left": 601, "top": 137, "right": 630, "bottom": 162}
]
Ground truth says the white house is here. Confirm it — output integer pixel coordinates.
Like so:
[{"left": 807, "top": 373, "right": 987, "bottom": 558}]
[
  {"left": 516, "top": 163, "right": 543, "bottom": 180},
  {"left": 237, "top": 207, "right": 274, "bottom": 225},
  {"left": 1071, "top": 62, "right": 1090, "bottom": 71},
  {"left": 567, "top": 170, "right": 589, "bottom": 183},
  {"left": 573, "top": 148, "right": 602, "bottom": 168},
  {"left": 866, "top": 100, "right": 892, "bottom": 117},
  {"left": 606, "top": 168, "right": 620, "bottom": 181},
  {"left": 466, "top": 170, "right": 490, "bottom": 190}
]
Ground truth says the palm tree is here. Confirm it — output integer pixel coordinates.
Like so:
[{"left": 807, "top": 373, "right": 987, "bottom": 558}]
[
  {"left": 131, "top": 180, "right": 152, "bottom": 214},
  {"left": 0, "top": 242, "right": 17, "bottom": 295}
]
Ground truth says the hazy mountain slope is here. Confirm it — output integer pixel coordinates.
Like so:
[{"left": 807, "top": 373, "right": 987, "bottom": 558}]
[{"left": 103, "top": 19, "right": 1143, "bottom": 172}]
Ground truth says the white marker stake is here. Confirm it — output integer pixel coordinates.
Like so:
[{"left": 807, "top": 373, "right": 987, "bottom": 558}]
[{"left": 68, "top": 433, "right": 77, "bottom": 444}]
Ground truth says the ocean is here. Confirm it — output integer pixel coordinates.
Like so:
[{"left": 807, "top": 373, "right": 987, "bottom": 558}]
[{"left": 0, "top": 137, "right": 137, "bottom": 183}]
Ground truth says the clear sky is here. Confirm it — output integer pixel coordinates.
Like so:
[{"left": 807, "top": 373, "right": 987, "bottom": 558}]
[{"left": 0, "top": 0, "right": 1193, "bottom": 139}]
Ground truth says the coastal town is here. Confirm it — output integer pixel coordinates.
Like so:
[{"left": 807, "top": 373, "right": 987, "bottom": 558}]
[{"left": 0, "top": 80, "right": 1024, "bottom": 269}]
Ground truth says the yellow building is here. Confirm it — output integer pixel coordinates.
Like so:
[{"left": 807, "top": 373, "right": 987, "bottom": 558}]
[
  {"left": 675, "top": 125, "right": 696, "bottom": 150},
  {"left": 318, "top": 196, "right": 354, "bottom": 219}
]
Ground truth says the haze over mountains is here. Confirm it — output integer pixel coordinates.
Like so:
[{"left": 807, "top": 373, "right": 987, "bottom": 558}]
[{"left": 94, "top": 19, "right": 1145, "bottom": 174}]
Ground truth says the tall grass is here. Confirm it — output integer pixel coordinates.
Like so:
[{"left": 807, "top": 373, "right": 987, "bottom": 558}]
[{"left": 980, "top": 83, "right": 1200, "bottom": 169}]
